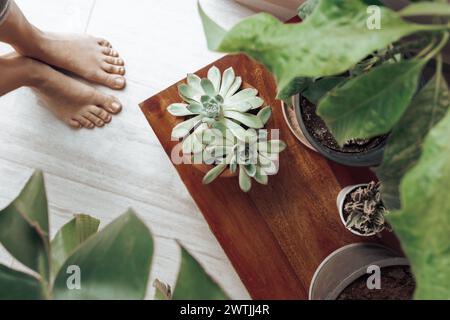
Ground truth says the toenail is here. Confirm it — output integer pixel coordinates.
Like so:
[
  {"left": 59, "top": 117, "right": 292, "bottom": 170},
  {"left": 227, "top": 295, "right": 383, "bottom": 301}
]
[
  {"left": 111, "top": 102, "right": 121, "bottom": 111},
  {"left": 114, "top": 77, "right": 125, "bottom": 87}
]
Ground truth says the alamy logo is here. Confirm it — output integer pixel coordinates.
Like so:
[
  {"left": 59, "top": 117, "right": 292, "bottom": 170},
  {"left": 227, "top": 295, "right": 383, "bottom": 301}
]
[
  {"left": 366, "top": 265, "right": 381, "bottom": 289},
  {"left": 66, "top": 265, "right": 81, "bottom": 290},
  {"left": 367, "top": 5, "right": 381, "bottom": 30}
]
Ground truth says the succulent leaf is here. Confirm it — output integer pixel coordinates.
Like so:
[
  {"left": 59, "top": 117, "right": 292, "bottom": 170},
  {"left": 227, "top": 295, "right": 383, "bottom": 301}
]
[
  {"left": 201, "top": 78, "right": 216, "bottom": 96},
  {"left": 179, "top": 83, "right": 201, "bottom": 103},
  {"left": 224, "top": 88, "right": 258, "bottom": 105},
  {"left": 220, "top": 67, "right": 236, "bottom": 97},
  {"left": 239, "top": 165, "right": 252, "bottom": 192},
  {"left": 254, "top": 167, "right": 269, "bottom": 185},
  {"left": 168, "top": 103, "right": 197, "bottom": 116},
  {"left": 171, "top": 115, "right": 202, "bottom": 139},
  {"left": 222, "top": 119, "right": 256, "bottom": 141},
  {"left": 257, "top": 106, "right": 272, "bottom": 125},
  {"left": 244, "top": 164, "right": 257, "bottom": 177},
  {"left": 203, "top": 163, "right": 228, "bottom": 185},
  {"left": 187, "top": 73, "right": 203, "bottom": 93},
  {"left": 223, "top": 111, "right": 264, "bottom": 129},
  {"left": 186, "top": 102, "right": 203, "bottom": 114},
  {"left": 207, "top": 66, "right": 222, "bottom": 92},
  {"left": 226, "top": 76, "right": 243, "bottom": 98}
]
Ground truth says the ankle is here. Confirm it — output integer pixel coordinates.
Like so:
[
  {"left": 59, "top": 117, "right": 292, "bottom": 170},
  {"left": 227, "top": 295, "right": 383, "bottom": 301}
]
[
  {"left": 12, "top": 25, "right": 45, "bottom": 56},
  {"left": 18, "top": 56, "right": 52, "bottom": 88}
]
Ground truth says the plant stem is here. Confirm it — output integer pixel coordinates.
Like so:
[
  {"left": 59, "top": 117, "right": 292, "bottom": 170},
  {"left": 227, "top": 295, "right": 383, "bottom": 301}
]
[{"left": 423, "top": 32, "right": 450, "bottom": 61}]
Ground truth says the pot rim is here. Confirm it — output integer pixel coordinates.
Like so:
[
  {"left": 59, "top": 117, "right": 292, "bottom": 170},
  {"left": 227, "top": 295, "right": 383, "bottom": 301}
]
[
  {"left": 308, "top": 243, "right": 409, "bottom": 300},
  {"left": 337, "top": 184, "right": 377, "bottom": 237},
  {"left": 293, "top": 94, "right": 387, "bottom": 167}
]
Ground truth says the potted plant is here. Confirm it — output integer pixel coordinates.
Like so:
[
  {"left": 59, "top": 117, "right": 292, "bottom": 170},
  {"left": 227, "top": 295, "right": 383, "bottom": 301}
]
[
  {"left": 199, "top": 0, "right": 450, "bottom": 299},
  {"left": 0, "top": 171, "right": 229, "bottom": 300},
  {"left": 337, "top": 181, "right": 388, "bottom": 237},
  {"left": 309, "top": 243, "right": 413, "bottom": 300},
  {"left": 167, "top": 65, "right": 286, "bottom": 192}
]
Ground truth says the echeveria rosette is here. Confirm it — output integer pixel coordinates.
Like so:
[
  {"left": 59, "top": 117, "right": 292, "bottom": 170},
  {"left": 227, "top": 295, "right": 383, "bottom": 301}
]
[
  {"left": 201, "top": 128, "right": 287, "bottom": 192},
  {"left": 167, "top": 66, "right": 270, "bottom": 154}
]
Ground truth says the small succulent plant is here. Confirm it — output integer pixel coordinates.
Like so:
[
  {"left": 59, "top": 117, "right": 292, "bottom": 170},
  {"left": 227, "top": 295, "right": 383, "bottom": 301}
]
[
  {"left": 167, "top": 66, "right": 272, "bottom": 154},
  {"left": 344, "top": 181, "right": 388, "bottom": 235},
  {"left": 201, "top": 127, "right": 286, "bottom": 192}
]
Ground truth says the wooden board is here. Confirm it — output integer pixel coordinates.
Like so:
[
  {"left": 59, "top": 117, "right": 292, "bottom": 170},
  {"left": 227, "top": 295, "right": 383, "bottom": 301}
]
[{"left": 140, "top": 54, "right": 401, "bottom": 300}]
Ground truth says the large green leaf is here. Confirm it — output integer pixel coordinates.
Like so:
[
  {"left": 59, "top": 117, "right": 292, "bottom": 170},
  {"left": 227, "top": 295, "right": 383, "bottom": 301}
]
[
  {"left": 376, "top": 72, "right": 450, "bottom": 210},
  {"left": 317, "top": 61, "right": 425, "bottom": 145},
  {"left": 389, "top": 109, "right": 450, "bottom": 299},
  {"left": 0, "top": 171, "right": 50, "bottom": 279},
  {"left": 172, "top": 246, "right": 228, "bottom": 300},
  {"left": 298, "top": 0, "right": 383, "bottom": 20},
  {"left": 52, "top": 210, "right": 153, "bottom": 300},
  {"left": 0, "top": 264, "right": 44, "bottom": 300},
  {"left": 51, "top": 214, "right": 100, "bottom": 277},
  {"left": 302, "top": 77, "right": 345, "bottom": 105},
  {"left": 199, "top": 0, "right": 436, "bottom": 100}
]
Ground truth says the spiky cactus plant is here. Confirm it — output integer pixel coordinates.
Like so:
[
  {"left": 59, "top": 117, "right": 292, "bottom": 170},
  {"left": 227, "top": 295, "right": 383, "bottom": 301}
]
[
  {"left": 167, "top": 66, "right": 271, "bottom": 154},
  {"left": 344, "top": 181, "right": 388, "bottom": 235}
]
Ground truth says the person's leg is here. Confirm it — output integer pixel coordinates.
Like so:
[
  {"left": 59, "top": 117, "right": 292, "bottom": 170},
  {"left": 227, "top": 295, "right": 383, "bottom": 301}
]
[
  {"left": 0, "top": 53, "right": 122, "bottom": 129},
  {"left": 0, "top": 1, "right": 11, "bottom": 26},
  {"left": 0, "top": 0, "right": 126, "bottom": 90}
]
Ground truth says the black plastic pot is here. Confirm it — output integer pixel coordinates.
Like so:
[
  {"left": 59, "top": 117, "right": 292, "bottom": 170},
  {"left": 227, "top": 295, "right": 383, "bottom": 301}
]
[{"left": 294, "top": 94, "right": 387, "bottom": 167}]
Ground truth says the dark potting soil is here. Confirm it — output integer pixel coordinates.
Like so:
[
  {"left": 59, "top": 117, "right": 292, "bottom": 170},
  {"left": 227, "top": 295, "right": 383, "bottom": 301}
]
[
  {"left": 337, "top": 266, "right": 415, "bottom": 300},
  {"left": 300, "top": 97, "right": 386, "bottom": 153}
]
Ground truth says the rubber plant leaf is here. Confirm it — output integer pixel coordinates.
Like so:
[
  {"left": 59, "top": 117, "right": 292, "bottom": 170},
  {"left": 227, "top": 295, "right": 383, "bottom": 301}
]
[
  {"left": 375, "top": 72, "right": 450, "bottom": 210},
  {"left": 0, "top": 264, "right": 44, "bottom": 300},
  {"left": 0, "top": 170, "right": 50, "bottom": 280},
  {"left": 51, "top": 214, "right": 100, "bottom": 277},
  {"left": 389, "top": 109, "right": 450, "bottom": 299},
  {"left": 317, "top": 61, "right": 425, "bottom": 145},
  {"left": 199, "top": 0, "right": 437, "bottom": 100},
  {"left": 52, "top": 210, "right": 153, "bottom": 300},
  {"left": 172, "top": 245, "right": 228, "bottom": 300}
]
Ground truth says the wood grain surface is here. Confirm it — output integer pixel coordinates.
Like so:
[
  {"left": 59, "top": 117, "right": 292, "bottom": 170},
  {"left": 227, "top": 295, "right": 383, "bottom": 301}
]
[{"left": 140, "top": 54, "right": 401, "bottom": 300}]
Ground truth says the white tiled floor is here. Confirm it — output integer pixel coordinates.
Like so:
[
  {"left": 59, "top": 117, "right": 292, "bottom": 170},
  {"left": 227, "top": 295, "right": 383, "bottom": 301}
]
[{"left": 0, "top": 0, "right": 255, "bottom": 299}]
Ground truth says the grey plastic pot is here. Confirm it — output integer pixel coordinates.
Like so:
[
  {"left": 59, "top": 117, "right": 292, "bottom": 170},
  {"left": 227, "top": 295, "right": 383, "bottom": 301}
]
[
  {"left": 309, "top": 243, "right": 409, "bottom": 300},
  {"left": 337, "top": 184, "right": 377, "bottom": 237},
  {"left": 293, "top": 94, "right": 387, "bottom": 167}
]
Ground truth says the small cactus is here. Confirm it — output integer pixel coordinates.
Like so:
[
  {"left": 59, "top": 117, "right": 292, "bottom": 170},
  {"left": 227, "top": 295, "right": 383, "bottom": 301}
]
[{"left": 344, "top": 181, "right": 388, "bottom": 235}]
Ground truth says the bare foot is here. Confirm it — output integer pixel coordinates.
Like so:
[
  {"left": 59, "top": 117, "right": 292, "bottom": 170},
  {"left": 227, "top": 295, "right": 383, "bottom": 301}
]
[
  {"left": 17, "top": 32, "right": 126, "bottom": 90},
  {"left": 23, "top": 56, "right": 123, "bottom": 129}
]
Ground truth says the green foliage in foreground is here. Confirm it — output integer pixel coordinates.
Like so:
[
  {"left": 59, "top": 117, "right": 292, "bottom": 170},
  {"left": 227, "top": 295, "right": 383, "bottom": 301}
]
[
  {"left": 199, "top": 0, "right": 450, "bottom": 299},
  {"left": 0, "top": 171, "right": 228, "bottom": 300}
]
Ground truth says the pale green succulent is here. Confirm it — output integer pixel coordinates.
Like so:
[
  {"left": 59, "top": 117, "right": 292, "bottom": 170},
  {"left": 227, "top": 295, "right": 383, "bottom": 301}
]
[
  {"left": 200, "top": 127, "right": 287, "bottom": 192},
  {"left": 167, "top": 66, "right": 271, "bottom": 154}
]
